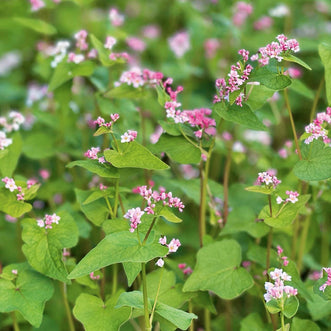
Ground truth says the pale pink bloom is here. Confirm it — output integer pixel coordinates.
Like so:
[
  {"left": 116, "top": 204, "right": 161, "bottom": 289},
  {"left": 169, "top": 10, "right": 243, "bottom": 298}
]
[
  {"left": 17, "top": 193, "right": 25, "bottom": 201},
  {"left": 74, "top": 30, "right": 88, "bottom": 51},
  {"left": 12, "top": 269, "right": 18, "bottom": 275},
  {"left": 0, "top": 51, "right": 21, "bottom": 76},
  {"left": 156, "top": 258, "right": 164, "bottom": 267},
  {"left": 87, "top": 49, "right": 98, "bottom": 59},
  {"left": 270, "top": 268, "right": 283, "bottom": 280},
  {"left": 89, "top": 272, "right": 100, "bottom": 280},
  {"left": 126, "top": 37, "right": 146, "bottom": 52},
  {"left": 278, "top": 148, "right": 288, "bottom": 159},
  {"left": 124, "top": 207, "right": 145, "bottom": 232},
  {"left": 232, "top": 2, "right": 253, "bottom": 27},
  {"left": 180, "top": 164, "right": 199, "bottom": 179},
  {"left": 183, "top": 267, "right": 193, "bottom": 275},
  {"left": 99, "top": 183, "right": 108, "bottom": 190},
  {"left": 168, "top": 238, "right": 181, "bottom": 253},
  {"left": 37, "top": 219, "right": 45, "bottom": 227},
  {"left": 168, "top": 31, "right": 190, "bottom": 58},
  {"left": 142, "top": 25, "right": 160, "bottom": 39},
  {"left": 2, "top": 177, "right": 17, "bottom": 192},
  {"left": 159, "top": 236, "right": 167, "bottom": 245},
  {"left": 276, "top": 196, "right": 284, "bottom": 204},
  {"left": 286, "top": 190, "right": 299, "bottom": 204},
  {"left": 277, "top": 246, "right": 284, "bottom": 256},
  {"left": 67, "top": 53, "right": 85, "bottom": 64},
  {"left": 286, "top": 67, "right": 302, "bottom": 79},
  {"left": 39, "top": 169, "right": 50, "bottom": 180},
  {"left": 269, "top": 4, "right": 290, "bottom": 17},
  {"left": 204, "top": 38, "right": 220, "bottom": 59},
  {"left": 30, "top": 0, "right": 45, "bottom": 12},
  {"left": 254, "top": 16, "right": 273, "bottom": 30},
  {"left": 104, "top": 36, "right": 117, "bottom": 50},
  {"left": 84, "top": 147, "right": 100, "bottom": 160},
  {"left": 5, "top": 215, "right": 17, "bottom": 223},
  {"left": 121, "top": 130, "right": 137, "bottom": 143},
  {"left": 222, "top": 131, "right": 233, "bottom": 141},
  {"left": 256, "top": 171, "right": 281, "bottom": 188},
  {"left": 150, "top": 125, "right": 163, "bottom": 144},
  {"left": 109, "top": 8, "right": 125, "bottom": 26},
  {"left": 0, "top": 132, "right": 12, "bottom": 150}
]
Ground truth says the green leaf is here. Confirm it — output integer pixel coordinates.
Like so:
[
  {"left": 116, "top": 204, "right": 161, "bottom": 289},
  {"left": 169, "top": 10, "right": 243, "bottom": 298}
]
[
  {"left": 319, "top": 43, "right": 331, "bottom": 104},
  {"left": 283, "top": 295, "right": 299, "bottom": 318},
  {"left": 291, "top": 317, "right": 320, "bottom": 331},
  {"left": 68, "top": 231, "right": 169, "bottom": 279},
  {"left": 123, "top": 262, "right": 141, "bottom": 287},
  {"left": 289, "top": 80, "right": 314, "bottom": 100},
  {"left": 14, "top": 17, "right": 57, "bottom": 35},
  {"left": 155, "top": 84, "right": 171, "bottom": 106},
  {"left": 250, "top": 67, "right": 292, "bottom": 90},
  {"left": 183, "top": 240, "right": 254, "bottom": 299},
  {"left": 159, "top": 207, "right": 183, "bottom": 223},
  {"left": 294, "top": 140, "right": 331, "bottom": 181},
  {"left": 245, "top": 186, "right": 274, "bottom": 195},
  {"left": 213, "top": 103, "right": 267, "bottom": 131},
  {"left": 259, "top": 195, "right": 310, "bottom": 228},
  {"left": 21, "top": 212, "right": 79, "bottom": 283},
  {"left": 49, "top": 60, "right": 96, "bottom": 91},
  {"left": 0, "top": 132, "right": 22, "bottom": 177},
  {"left": 265, "top": 299, "right": 281, "bottom": 314},
  {"left": 75, "top": 189, "right": 109, "bottom": 226},
  {"left": 0, "top": 149, "right": 8, "bottom": 159},
  {"left": 282, "top": 54, "right": 312, "bottom": 71},
  {"left": 245, "top": 84, "right": 275, "bottom": 111},
  {"left": 89, "top": 34, "right": 124, "bottom": 67},
  {"left": 82, "top": 189, "right": 113, "bottom": 205},
  {"left": 104, "top": 84, "right": 148, "bottom": 99},
  {"left": 116, "top": 291, "right": 197, "bottom": 330},
  {"left": 158, "top": 120, "right": 181, "bottom": 136},
  {"left": 66, "top": 159, "right": 119, "bottom": 178},
  {"left": 0, "top": 188, "right": 32, "bottom": 218},
  {"left": 73, "top": 292, "right": 131, "bottom": 331},
  {"left": 150, "top": 135, "right": 201, "bottom": 164},
  {"left": 22, "top": 132, "right": 57, "bottom": 159},
  {"left": 93, "top": 126, "right": 112, "bottom": 136},
  {"left": 0, "top": 263, "right": 54, "bottom": 327},
  {"left": 104, "top": 141, "right": 169, "bottom": 170},
  {"left": 240, "top": 312, "right": 271, "bottom": 331}
]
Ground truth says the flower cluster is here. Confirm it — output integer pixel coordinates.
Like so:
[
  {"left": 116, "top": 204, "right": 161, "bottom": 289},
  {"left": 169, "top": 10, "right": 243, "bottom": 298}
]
[
  {"left": 304, "top": 107, "right": 331, "bottom": 144},
  {"left": 133, "top": 185, "right": 185, "bottom": 214},
  {"left": 213, "top": 49, "right": 253, "bottom": 107},
  {"left": 124, "top": 207, "right": 145, "bottom": 233},
  {"left": 89, "top": 272, "right": 100, "bottom": 280},
  {"left": 0, "top": 111, "right": 25, "bottom": 142},
  {"left": 178, "top": 263, "right": 193, "bottom": 275},
  {"left": 115, "top": 67, "right": 163, "bottom": 88},
  {"left": 155, "top": 236, "right": 182, "bottom": 267},
  {"left": 276, "top": 191, "right": 299, "bottom": 205},
  {"left": 36, "top": 213, "right": 61, "bottom": 229},
  {"left": 278, "top": 140, "right": 293, "bottom": 159},
  {"left": 109, "top": 8, "right": 125, "bottom": 27},
  {"left": 277, "top": 246, "right": 289, "bottom": 267},
  {"left": 319, "top": 267, "right": 331, "bottom": 292},
  {"left": 126, "top": 37, "right": 146, "bottom": 52},
  {"left": 168, "top": 31, "right": 190, "bottom": 58},
  {"left": 93, "top": 113, "right": 120, "bottom": 128},
  {"left": 30, "top": 0, "right": 45, "bottom": 12},
  {"left": 264, "top": 268, "right": 298, "bottom": 303},
  {"left": 204, "top": 38, "right": 221, "bottom": 59},
  {"left": 256, "top": 171, "right": 281, "bottom": 188},
  {"left": 1, "top": 177, "right": 37, "bottom": 201},
  {"left": 121, "top": 130, "right": 137, "bottom": 143},
  {"left": 232, "top": 2, "right": 253, "bottom": 27},
  {"left": 254, "top": 16, "right": 273, "bottom": 30},
  {"left": 84, "top": 147, "right": 105, "bottom": 164},
  {"left": 251, "top": 34, "right": 300, "bottom": 66}
]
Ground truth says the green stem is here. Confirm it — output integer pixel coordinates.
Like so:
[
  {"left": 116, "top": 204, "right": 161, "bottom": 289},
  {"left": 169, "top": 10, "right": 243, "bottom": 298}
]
[
  {"left": 179, "top": 126, "right": 206, "bottom": 154},
  {"left": 112, "top": 264, "right": 118, "bottom": 295},
  {"left": 310, "top": 76, "right": 324, "bottom": 122},
  {"left": 204, "top": 308, "right": 211, "bottom": 331},
  {"left": 281, "top": 309, "right": 285, "bottom": 331},
  {"left": 297, "top": 214, "right": 311, "bottom": 272},
  {"left": 142, "top": 217, "right": 157, "bottom": 245},
  {"left": 149, "top": 268, "right": 164, "bottom": 326},
  {"left": 11, "top": 312, "right": 20, "bottom": 331},
  {"left": 141, "top": 263, "right": 151, "bottom": 331},
  {"left": 223, "top": 145, "right": 232, "bottom": 225},
  {"left": 61, "top": 282, "right": 75, "bottom": 331},
  {"left": 101, "top": 268, "right": 105, "bottom": 300},
  {"left": 268, "top": 195, "right": 273, "bottom": 217},
  {"left": 105, "top": 196, "right": 114, "bottom": 218},
  {"left": 114, "top": 179, "right": 120, "bottom": 217},
  {"left": 283, "top": 89, "right": 302, "bottom": 160},
  {"left": 188, "top": 300, "right": 194, "bottom": 331},
  {"left": 110, "top": 132, "right": 120, "bottom": 152}
]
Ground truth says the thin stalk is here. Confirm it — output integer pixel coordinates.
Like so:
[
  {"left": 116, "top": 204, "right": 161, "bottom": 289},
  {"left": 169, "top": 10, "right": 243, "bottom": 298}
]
[
  {"left": 188, "top": 300, "right": 194, "bottom": 331},
  {"left": 321, "top": 221, "right": 329, "bottom": 267},
  {"left": 113, "top": 179, "right": 120, "bottom": 217},
  {"left": 110, "top": 132, "right": 120, "bottom": 152},
  {"left": 105, "top": 196, "right": 114, "bottom": 218},
  {"left": 310, "top": 77, "right": 324, "bottom": 122},
  {"left": 61, "top": 282, "right": 75, "bottom": 331},
  {"left": 223, "top": 146, "right": 232, "bottom": 225},
  {"left": 118, "top": 193, "right": 126, "bottom": 215},
  {"left": 204, "top": 308, "right": 211, "bottom": 331},
  {"left": 112, "top": 263, "right": 118, "bottom": 295},
  {"left": 141, "top": 263, "right": 151, "bottom": 331},
  {"left": 283, "top": 89, "right": 302, "bottom": 160},
  {"left": 266, "top": 228, "right": 273, "bottom": 277},
  {"left": 297, "top": 214, "right": 311, "bottom": 272},
  {"left": 179, "top": 126, "right": 205, "bottom": 154},
  {"left": 142, "top": 217, "right": 157, "bottom": 245},
  {"left": 199, "top": 160, "right": 207, "bottom": 247},
  {"left": 149, "top": 268, "right": 164, "bottom": 326},
  {"left": 268, "top": 195, "right": 273, "bottom": 217},
  {"left": 225, "top": 300, "right": 231, "bottom": 331},
  {"left": 101, "top": 268, "right": 105, "bottom": 300},
  {"left": 11, "top": 312, "right": 20, "bottom": 331}
]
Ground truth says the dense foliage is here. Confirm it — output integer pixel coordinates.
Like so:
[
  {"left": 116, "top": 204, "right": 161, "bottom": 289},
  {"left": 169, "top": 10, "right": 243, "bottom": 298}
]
[{"left": 1, "top": 0, "right": 331, "bottom": 330}]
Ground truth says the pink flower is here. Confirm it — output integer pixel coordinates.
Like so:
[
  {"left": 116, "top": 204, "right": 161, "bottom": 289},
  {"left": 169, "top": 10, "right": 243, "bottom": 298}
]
[
  {"left": 109, "top": 8, "right": 125, "bottom": 26},
  {"left": 155, "top": 258, "right": 164, "bottom": 267},
  {"left": 74, "top": 30, "right": 88, "bottom": 51},
  {"left": 232, "top": 2, "right": 253, "bottom": 27},
  {"left": 254, "top": 16, "right": 273, "bottom": 30},
  {"left": 30, "top": 0, "right": 45, "bottom": 12},
  {"left": 104, "top": 36, "right": 117, "bottom": 50},
  {"left": 124, "top": 207, "right": 145, "bottom": 232},
  {"left": 142, "top": 25, "right": 160, "bottom": 39},
  {"left": 168, "top": 31, "right": 190, "bottom": 58},
  {"left": 285, "top": 191, "right": 299, "bottom": 204},
  {"left": 89, "top": 272, "right": 100, "bottom": 280},
  {"left": 126, "top": 37, "right": 146, "bottom": 52},
  {"left": 2, "top": 177, "right": 17, "bottom": 192},
  {"left": 204, "top": 38, "right": 220, "bottom": 59},
  {"left": 159, "top": 236, "right": 167, "bottom": 245},
  {"left": 121, "top": 130, "right": 137, "bottom": 143},
  {"left": 168, "top": 238, "right": 181, "bottom": 253}
]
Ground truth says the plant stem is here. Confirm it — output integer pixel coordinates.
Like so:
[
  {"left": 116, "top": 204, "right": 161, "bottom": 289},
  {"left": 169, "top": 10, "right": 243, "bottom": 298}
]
[
  {"left": 268, "top": 195, "right": 273, "bottom": 217},
  {"left": 310, "top": 77, "right": 324, "bottom": 122},
  {"left": 61, "top": 282, "right": 75, "bottom": 331},
  {"left": 188, "top": 300, "right": 194, "bottom": 331},
  {"left": 11, "top": 312, "right": 20, "bottom": 331},
  {"left": 149, "top": 268, "right": 164, "bottom": 326},
  {"left": 281, "top": 312, "right": 285, "bottom": 331},
  {"left": 114, "top": 179, "right": 120, "bottom": 217},
  {"left": 297, "top": 214, "right": 311, "bottom": 272},
  {"left": 141, "top": 263, "right": 151, "bottom": 331},
  {"left": 266, "top": 228, "right": 273, "bottom": 278},
  {"left": 204, "top": 308, "right": 211, "bottom": 331},
  {"left": 101, "top": 268, "right": 105, "bottom": 300},
  {"left": 110, "top": 132, "right": 120, "bottom": 152},
  {"left": 105, "top": 196, "right": 114, "bottom": 218},
  {"left": 283, "top": 89, "right": 302, "bottom": 160},
  {"left": 142, "top": 217, "right": 157, "bottom": 245},
  {"left": 199, "top": 160, "right": 206, "bottom": 247},
  {"left": 112, "top": 263, "right": 118, "bottom": 295},
  {"left": 223, "top": 145, "right": 232, "bottom": 225}
]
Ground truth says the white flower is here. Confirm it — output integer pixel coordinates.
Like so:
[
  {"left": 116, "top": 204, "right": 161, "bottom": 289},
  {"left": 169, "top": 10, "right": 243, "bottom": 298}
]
[{"left": 155, "top": 258, "right": 164, "bottom": 267}]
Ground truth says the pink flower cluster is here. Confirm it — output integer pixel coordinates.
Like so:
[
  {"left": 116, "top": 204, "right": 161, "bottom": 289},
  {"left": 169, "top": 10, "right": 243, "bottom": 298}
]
[
  {"left": 178, "top": 263, "right": 193, "bottom": 275},
  {"left": 84, "top": 147, "right": 105, "bottom": 164},
  {"left": 232, "top": 1, "right": 253, "bottom": 27},
  {"left": 181, "top": 108, "right": 216, "bottom": 138},
  {"left": 75, "top": 30, "right": 88, "bottom": 51},
  {"left": 319, "top": 267, "right": 331, "bottom": 292},
  {"left": 93, "top": 113, "right": 120, "bottom": 128},
  {"left": 30, "top": 0, "right": 45, "bottom": 12},
  {"left": 163, "top": 79, "right": 184, "bottom": 123},
  {"left": 277, "top": 246, "right": 289, "bottom": 267},
  {"left": 213, "top": 49, "right": 253, "bottom": 107},
  {"left": 115, "top": 67, "right": 163, "bottom": 88},
  {"left": 104, "top": 36, "right": 117, "bottom": 50},
  {"left": 256, "top": 171, "right": 281, "bottom": 188},
  {"left": 278, "top": 140, "right": 293, "bottom": 159},
  {"left": 155, "top": 236, "right": 182, "bottom": 268},
  {"left": 126, "top": 37, "right": 146, "bottom": 53},
  {"left": 276, "top": 191, "right": 299, "bottom": 205},
  {"left": 254, "top": 16, "right": 273, "bottom": 30},
  {"left": 204, "top": 38, "right": 221, "bottom": 59},
  {"left": 121, "top": 130, "right": 137, "bottom": 143},
  {"left": 109, "top": 8, "right": 125, "bottom": 27},
  {"left": 304, "top": 107, "right": 331, "bottom": 144},
  {"left": 0, "top": 111, "right": 25, "bottom": 133},
  {"left": 36, "top": 213, "right": 61, "bottom": 229},
  {"left": 133, "top": 185, "right": 185, "bottom": 214},
  {"left": 0, "top": 132, "right": 12, "bottom": 150},
  {"left": 168, "top": 31, "right": 190, "bottom": 58},
  {"left": 251, "top": 34, "right": 300, "bottom": 66},
  {"left": 89, "top": 272, "right": 100, "bottom": 280},
  {"left": 1, "top": 177, "right": 35, "bottom": 201},
  {"left": 124, "top": 207, "right": 145, "bottom": 233},
  {"left": 264, "top": 268, "right": 298, "bottom": 302}
]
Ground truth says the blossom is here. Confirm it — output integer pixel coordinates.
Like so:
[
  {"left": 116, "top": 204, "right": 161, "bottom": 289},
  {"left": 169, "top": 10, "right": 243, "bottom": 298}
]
[
  {"left": 204, "top": 38, "right": 220, "bottom": 59},
  {"left": 0, "top": 132, "right": 12, "bottom": 150},
  {"left": 30, "top": 0, "right": 45, "bottom": 12},
  {"left": 168, "top": 238, "right": 181, "bottom": 253},
  {"left": 2, "top": 177, "right": 17, "bottom": 192},
  {"left": 37, "top": 213, "right": 61, "bottom": 229},
  {"left": 104, "top": 36, "right": 117, "bottom": 50},
  {"left": 232, "top": 2, "right": 253, "bottom": 27},
  {"left": 155, "top": 258, "right": 164, "bottom": 267},
  {"left": 74, "top": 30, "right": 88, "bottom": 51},
  {"left": 254, "top": 16, "right": 273, "bottom": 30},
  {"left": 285, "top": 191, "right": 299, "bottom": 204},
  {"left": 109, "top": 8, "right": 124, "bottom": 26},
  {"left": 90, "top": 272, "right": 100, "bottom": 280},
  {"left": 126, "top": 37, "right": 146, "bottom": 52},
  {"left": 121, "top": 130, "right": 137, "bottom": 143},
  {"left": 67, "top": 53, "right": 85, "bottom": 64},
  {"left": 168, "top": 31, "right": 190, "bottom": 58},
  {"left": 124, "top": 207, "right": 145, "bottom": 232},
  {"left": 256, "top": 171, "right": 281, "bottom": 188},
  {"left": 319, "top": 267, "right": 331, "bottom": 292}
]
